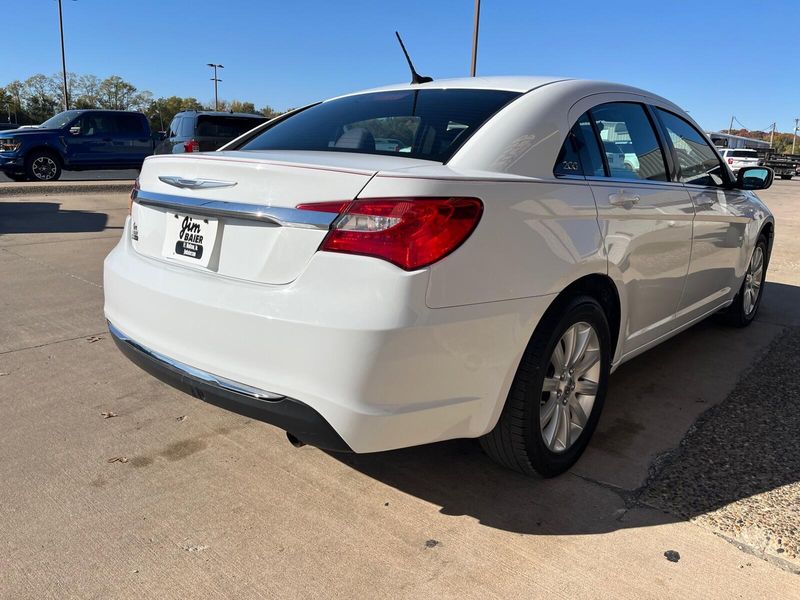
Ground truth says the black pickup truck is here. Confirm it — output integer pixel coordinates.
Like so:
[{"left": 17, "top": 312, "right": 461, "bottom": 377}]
[
  {"left": 0, "top": 110, "right": 156, "bottom": 181},
  {"left": 762, "top": 152, "right": 800, "bottom": 180}
]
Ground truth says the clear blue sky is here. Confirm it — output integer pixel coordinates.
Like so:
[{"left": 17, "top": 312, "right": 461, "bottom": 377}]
[{"left": 5, "top": 0, "right": 800, "bottom": 132}]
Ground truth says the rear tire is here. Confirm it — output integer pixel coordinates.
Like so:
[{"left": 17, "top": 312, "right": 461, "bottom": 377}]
[
  {"left": 780, "top": 175, "right": 792, "bottom": 180},
  {"left": 723, "top": 234, "right": 768, "bottom": 327},
  {"left": 25, "top": 150, "right": 62, "bottom": 182},
  {"left": 480, "top": 295, "right": 611, "bottom": 477}
]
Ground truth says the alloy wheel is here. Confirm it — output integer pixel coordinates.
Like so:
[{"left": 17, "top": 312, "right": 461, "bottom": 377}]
[
  {"left": 32, "top": 156, "right": 57, "bottom": 181},
  {"left": 540, "top": 321, "right": 601, "bottom": 453},
  {"left": 743, "top": 246, "right": 764, "bottom": 315}
]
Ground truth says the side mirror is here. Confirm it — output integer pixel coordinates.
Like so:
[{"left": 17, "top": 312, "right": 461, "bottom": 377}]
[
  {"left": 69, "top": 126, "right": 81, "bottom": 135},
  {"left": 737, "top": 166, "right": 773, "bottom": 191}
]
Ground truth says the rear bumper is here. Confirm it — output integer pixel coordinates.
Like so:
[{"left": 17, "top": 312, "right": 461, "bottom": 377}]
[
  {"left": 104, "top": 218, "right": 553, "bottom": 453},
  {"left": 109, "top": 321, "right": 351, "bottom": 451}
]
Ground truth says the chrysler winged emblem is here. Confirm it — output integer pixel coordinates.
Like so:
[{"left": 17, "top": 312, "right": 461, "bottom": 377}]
[{"left": 158, "top": 176, "right": 237, "bottom": 190}]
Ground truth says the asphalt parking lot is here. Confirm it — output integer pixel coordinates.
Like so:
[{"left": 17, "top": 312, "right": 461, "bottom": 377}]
[{"left": 2, "top": 180, "right": 800, "bottom": 598}]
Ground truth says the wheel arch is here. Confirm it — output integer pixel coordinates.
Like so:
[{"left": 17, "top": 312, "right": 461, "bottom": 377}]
[
  {"left": 759, "top": 218, "right": 775, "bottom": 260},
  {"left": 542, "top": 274, "right": 622, "bottom": 361},
  {"left": 25, "top": 145, "right": 64, "bottom": 165}
]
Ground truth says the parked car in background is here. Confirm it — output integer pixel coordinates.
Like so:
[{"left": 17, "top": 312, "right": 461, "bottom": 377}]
[
  {"left": 0, "top": 109, "right": 155, "bottom": 181},
  {"left": 105, "top": 77, "right": 774, "bottom": 477},
  {"left": 154, "top": 111, "right": 267, "bottom": 154},
  {"left": 719, "top": 148, "right": 760, "bottom": 174}
]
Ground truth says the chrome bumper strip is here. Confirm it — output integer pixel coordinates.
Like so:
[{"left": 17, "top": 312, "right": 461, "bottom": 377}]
[
  {"left": 108, "top": 321, "right": 284, "bottom": 402},
  {"left": 132, "top": 189, "right": 337, "bottom": 230}
]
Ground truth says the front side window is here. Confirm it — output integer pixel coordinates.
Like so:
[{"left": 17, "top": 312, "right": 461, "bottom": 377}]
[
  {"left": 240, "top": 89, "right": 521, "bottom": 162},
  {"left": 655, "top": 108, "right": 728, "bottom": 187},
  {"left": 74, "top": 113, "right": 114, "bottom": 137},
  {"left": 168, "top": 117, "right": 181, "bottom": 138},
  {"left": 554, "top": 112, "right": 605, "bottom": 177},
  {"left": 591, "top": 103, "right": 668, "bottom": 181}
]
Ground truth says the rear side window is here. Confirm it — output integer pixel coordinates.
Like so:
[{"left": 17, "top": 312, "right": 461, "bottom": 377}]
[
  {"left": 240, "top": 89, "right": 521, "bottom": 163},
  {"left": 591, "top": 103, "right": 668, "bottom": 181},
  {"left": 196, "top": 115, "right": 266, "bottom": 138},
  {"left": 554, "top": 112, "right": 605, "bottom": 177},
  {"left": 113, "top": 113, "right": 144, "bottom": 136},
  {"left": 655, "top": 108, "right": 728, "bottom": 187},
  {"left": 730, "top": 150, "right": 758, "bottom": 158},
  {"left": 179, "top": 117, "right": 195, "bottom": 137}
]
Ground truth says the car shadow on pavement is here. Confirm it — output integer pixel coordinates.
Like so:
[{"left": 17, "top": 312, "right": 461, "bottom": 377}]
[
  {"left": 330, "top": 282, "right": 800, "bottom": 545},
  {"left": 0, "top": 201, "right": 111, "bottom": 234}
]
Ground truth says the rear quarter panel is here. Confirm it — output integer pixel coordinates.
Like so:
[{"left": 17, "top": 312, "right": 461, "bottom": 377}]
[{"left": 358, "top": 173, "right": 606, "bottom": 308}]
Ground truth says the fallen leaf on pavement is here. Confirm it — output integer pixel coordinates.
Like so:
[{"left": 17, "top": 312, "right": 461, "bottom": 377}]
[
  {"left": 107, "top": 456, "right": 128, "bottom": 464},
  {"left": 100, "top": 411, "right": 118, "bottom": 419},
  {"left": 86, "top": 336, "right": 104, "bottom": 343},
  {"left": 176, "top": 415, "right": 187, "bottom": 422}
]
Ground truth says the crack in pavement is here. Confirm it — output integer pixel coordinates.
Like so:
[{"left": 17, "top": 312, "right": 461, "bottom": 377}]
[
  {"left": 1, "top": 247, "right": 104, "bottom": 289},
  {"left": 0, "top": 330, "right": 108, "bottom": 356}
]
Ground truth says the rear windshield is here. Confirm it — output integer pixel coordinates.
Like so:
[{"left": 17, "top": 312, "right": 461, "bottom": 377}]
[
  {"left": 196, "top": 115, "right": 266, "bottom": 138},
  {"left": 730, "top": 150, "right": 758, "bottom": 157},
  {"left": 239, "top": 89, "right": 521, "bottom": 162}
]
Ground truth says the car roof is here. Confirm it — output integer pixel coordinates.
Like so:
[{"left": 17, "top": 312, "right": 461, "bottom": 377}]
[
  {"left": 177, "top": 111, "right": 266, "bottom": 119},
  {"left": 328, "top": 75, "right": 678, "bottom": 108}
]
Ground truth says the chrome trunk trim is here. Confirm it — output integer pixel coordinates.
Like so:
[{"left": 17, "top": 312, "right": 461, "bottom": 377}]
[{"left": 132, "top": 189, "right": 337, "bottom": 230}]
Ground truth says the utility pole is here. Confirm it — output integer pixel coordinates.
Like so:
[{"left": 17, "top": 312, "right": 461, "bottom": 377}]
[
  {"left": 793, "top": 118, "right": 800, "bottom": 155},
  {"left": 728, "top": 115, "right": 735, "bottom": 135},
  {"left": 470, "top": 0, "right": 480, "bottom": 77},
  {"left": 207, "top": 63, "right": 224, "bottom": 110},
  {"left": 57, "top": 0, "right": 70, "bottom": 111},
  {"left": 769, "top": 122, "right": 776, "bottom": 149}
]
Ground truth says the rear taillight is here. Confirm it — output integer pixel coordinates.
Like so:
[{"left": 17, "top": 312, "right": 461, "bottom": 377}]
[
  {"left": 128, "top": 177, "right": 140, "bottom": 215},
  {"left": 183, "top": 139, "right": 200, "bottom": 152},
  {"left": 297, "top": 197, "right": 483, "bottom": 270},
  {"left": 728, "top": 158, "right": 734, "bottom": 164}
]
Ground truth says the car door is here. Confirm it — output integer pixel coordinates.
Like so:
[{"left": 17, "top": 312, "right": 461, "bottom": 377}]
[
  {"left": 64, "top": 112, "right": 111, "bottom": 165},
  {"left": 110, "top": 113, "right": 151, "bottom": 165},
  {"left": 652, "top": 107, "right": 751, "bottom": 320},
  {"left": 582, "top": 101, "right": 695, "bottom": 355},
  {"left": 155, "top": 116, "right": 183, "bottom": 154}
]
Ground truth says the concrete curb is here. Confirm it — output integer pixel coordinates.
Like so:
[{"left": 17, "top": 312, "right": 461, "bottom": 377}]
[{"left": 0, "top": 180, "right": 134, "bottom": 197}]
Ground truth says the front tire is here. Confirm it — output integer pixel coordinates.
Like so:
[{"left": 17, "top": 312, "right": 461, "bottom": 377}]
[
  {"left": 25, "top": 150, "right": 62, "bottom": 182},
  {"left": 480, "top": 295, "right": 611, "bottom": 477},
  {"left": 724, "top": 234, "right": 768, "bottom": 327}
]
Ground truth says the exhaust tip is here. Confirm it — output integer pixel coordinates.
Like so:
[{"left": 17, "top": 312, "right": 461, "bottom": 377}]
[{"left": 286, "top": 432, "right": 306, "bottom": 448}]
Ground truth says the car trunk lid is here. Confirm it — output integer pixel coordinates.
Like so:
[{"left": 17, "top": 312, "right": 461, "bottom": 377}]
[{"left": 130, "top": 151, "right": 431, "bottom": 284}]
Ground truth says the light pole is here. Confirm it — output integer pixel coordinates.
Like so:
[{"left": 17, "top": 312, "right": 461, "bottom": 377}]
[
  {"left": 207, "top": 63, "right": 223, "bottom": 110},
  {"left": 793, "top": 118, "right": 799, "bottom": 155},
  {"left": 470, "top": 0, "right": 480, "bottom": 77},
  {"left": 57, "top": 0, "right": 70, "bottom": 111}
]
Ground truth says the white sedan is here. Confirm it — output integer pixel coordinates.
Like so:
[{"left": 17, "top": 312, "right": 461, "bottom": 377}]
[{"left": 104, "top": 76, "right": 774, "bottom": 477}]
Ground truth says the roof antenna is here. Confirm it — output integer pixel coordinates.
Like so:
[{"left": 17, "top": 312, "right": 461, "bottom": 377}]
[{"left": 395, "top": 31, "right": 433, "bottom": 85}]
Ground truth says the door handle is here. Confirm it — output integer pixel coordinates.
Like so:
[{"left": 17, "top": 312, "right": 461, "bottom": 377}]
[{"left": 608, "top": 190, "right": 640, "bottom": 207}]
